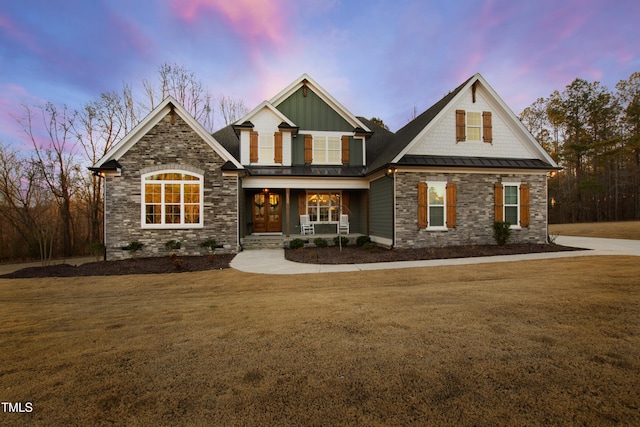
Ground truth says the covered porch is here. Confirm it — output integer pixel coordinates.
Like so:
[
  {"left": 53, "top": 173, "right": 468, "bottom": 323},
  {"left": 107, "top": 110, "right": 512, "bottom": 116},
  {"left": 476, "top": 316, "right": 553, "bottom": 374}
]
[{"left": 239, "top": 176, "right": 369, "bottom": 240}]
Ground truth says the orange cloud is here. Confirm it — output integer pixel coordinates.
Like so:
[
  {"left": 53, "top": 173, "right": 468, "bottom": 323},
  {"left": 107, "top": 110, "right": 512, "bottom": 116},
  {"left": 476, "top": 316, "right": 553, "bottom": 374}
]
[{"left": 170, "top": 0, "right": 289, "bottom": 47}]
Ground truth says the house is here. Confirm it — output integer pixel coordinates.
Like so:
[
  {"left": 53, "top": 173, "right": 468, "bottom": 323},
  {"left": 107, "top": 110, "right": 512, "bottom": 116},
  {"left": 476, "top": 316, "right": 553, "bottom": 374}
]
[{"left": 91, "top": 73, "right": 558, "bottom": 260}]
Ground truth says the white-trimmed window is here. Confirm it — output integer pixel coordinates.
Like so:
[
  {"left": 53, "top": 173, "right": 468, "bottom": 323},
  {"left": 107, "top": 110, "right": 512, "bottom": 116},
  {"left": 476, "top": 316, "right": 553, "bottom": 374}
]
[
  {"left": 307, "top": 191, "right": 341, "bottom": 222},
  {"left": 503, "top": 183, "right": 520, "bottom": 227},
  {"left": 427, "top": 182, "right": 446, "bottom": 229},
  {"left": 259, "top": 132, "right": 274, "bottom": 164},
  {"left": 142, "top": 171, "right": 203, "bottom": 228},
  {"left": 467, "top": 112, "right": 481, "bottom": 141},
  {"left": 313, "top": 135, "right": 341, "bottom": 164}
]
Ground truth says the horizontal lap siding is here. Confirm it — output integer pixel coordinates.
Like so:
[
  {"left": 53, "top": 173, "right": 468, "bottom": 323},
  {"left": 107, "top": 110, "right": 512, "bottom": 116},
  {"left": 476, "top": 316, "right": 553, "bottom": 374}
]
[{"left": 369, "top": 177, "right": 394, "bottom": 240}]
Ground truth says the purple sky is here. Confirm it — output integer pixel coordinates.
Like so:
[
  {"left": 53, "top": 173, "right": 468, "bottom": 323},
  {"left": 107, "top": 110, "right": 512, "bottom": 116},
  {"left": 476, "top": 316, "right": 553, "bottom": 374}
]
[{"left": 1, "top": 0, "right": 639, "bottom": 148}]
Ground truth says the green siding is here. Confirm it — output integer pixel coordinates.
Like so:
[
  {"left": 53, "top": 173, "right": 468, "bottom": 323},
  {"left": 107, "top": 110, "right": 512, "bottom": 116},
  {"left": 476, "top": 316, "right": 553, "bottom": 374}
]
[
  {"left": 349, "top": 137, "right": 363, "bottom": 166},
  {"left": 369, "top": 177, "right": 394, "bottom": 240},
  {"left": 291, "top": 134, "right": 304, "bottom": 165},
  {"left": 276, "top": 87, "right": 353, "bottom": 131}
]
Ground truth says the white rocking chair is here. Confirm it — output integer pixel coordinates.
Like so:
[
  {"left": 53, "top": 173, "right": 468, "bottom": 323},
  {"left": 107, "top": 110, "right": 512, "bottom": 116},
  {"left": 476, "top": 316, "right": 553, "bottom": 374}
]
[
  {"left": 339, "top": 214, "right": 350, "bottom": 234},
  {"left": 300, "top": 214, "right": 315, "bottom": 235}
]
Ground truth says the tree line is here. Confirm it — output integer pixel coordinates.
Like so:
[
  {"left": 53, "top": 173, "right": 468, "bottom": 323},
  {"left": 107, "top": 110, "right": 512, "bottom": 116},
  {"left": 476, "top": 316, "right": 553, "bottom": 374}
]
[
  {"left": 0, "top": 64, "right": 248, "bottom": 262},
  {"left": 520, "top": 72, "right": 640, "bottom": 223}
]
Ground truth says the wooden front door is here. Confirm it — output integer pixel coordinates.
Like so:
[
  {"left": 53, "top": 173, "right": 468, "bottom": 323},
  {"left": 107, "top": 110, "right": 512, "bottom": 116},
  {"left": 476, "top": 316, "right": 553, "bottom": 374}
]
[{"left": 252, "top": 191, "right": 282, "bottom": 233}]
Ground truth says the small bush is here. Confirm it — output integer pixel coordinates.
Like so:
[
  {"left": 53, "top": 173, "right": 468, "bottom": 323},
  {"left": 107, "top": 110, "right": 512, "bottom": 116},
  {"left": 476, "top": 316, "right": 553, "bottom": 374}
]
[
  {"left": 88, "top": 242, "right": 105, "bottom": 261},
  {"left": 121, "top": 241, "right": 144, "bottom": 257},
  {"left": 200, "top": 238, "right": 217, "bottom": 253},
  {"left": 165, "top": 240, "right": 181, "bottom": 251},
  {"left": 356, "top": 235, "right": 372, "bottom": 246},
  {"left": 333, "top": 236, "right": 349, "bottom": 247},
  {"left": 314, "top": 238, "right": 328, "bottom": 248},
  {"left": 289, "top": 238, "right": 305, "bottom": 250},
  {"left": 362, "top": 241, "right": 377, "bottom": 250},
  {"left": 493, "top": 221, "right": 512, "bottom": 246}
]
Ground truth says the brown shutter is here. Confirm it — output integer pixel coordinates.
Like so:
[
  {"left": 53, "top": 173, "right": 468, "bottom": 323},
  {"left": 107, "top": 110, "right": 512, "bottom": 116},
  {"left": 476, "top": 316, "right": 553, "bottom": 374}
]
[
  {"left": 341, "top": 135, "right": 350, "bottom": 165},
  {"left": 250, "top": 131, "right": 258, "bottom": 163},
  {"left": 520, "top": 184, "right": 530, "bottom": 227},
  {"left": 446, "top": 183, "right": 457, "bottom": 228},
  {"left": 304, "top": 134, "right": 313, "bottom": 164},
  {"left": 494, "top": 183, "right": 504, "bottom": 222},
  {"left": 418, "top": 182, "right": 428, "bottom": 229},
  {"left": 274, "top": 131, "right": 283, "bottom": 163},
  {"left": 456, "top": 110, "right": 466, "bottom": 142},
  {"left": 341, "top": 192, "right": 350, "bottom": 212},
  {"left": 298, "top": 192, "right": 306, "bottom": 216},
  {"left": 482, "top": 111, "right": 492, "bottom": 143}
]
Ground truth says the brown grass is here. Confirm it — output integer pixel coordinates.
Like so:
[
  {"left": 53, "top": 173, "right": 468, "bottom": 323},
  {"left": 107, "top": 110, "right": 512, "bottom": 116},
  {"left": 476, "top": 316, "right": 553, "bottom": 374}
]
[
  {"left": 1, "top": 222, "right": 639, "bottom": 426},
  {"left": 550, "top": 220, "right": 640, "bottom": 240}
]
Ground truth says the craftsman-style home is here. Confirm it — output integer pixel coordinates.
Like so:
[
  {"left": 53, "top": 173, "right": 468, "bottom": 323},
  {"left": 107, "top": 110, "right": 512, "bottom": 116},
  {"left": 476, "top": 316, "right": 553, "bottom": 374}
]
[{"left": 91, "top": 73, "right": 558, "bottom": 259}]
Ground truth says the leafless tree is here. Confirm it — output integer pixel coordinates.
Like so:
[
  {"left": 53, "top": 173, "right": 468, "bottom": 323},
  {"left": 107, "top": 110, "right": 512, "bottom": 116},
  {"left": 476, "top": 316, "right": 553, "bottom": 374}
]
[{"left": 219, "top": 94, "right": 248, "bottom": 126}]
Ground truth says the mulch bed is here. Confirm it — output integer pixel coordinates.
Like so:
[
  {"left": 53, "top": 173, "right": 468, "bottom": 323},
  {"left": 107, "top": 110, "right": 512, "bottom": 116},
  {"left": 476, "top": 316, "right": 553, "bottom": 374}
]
[
  {"left": 285, "top": 243, "right": 585, "bottom": 264},
  {"left": 0, "top": 254, "right": 236, "bottom": 279},
  {"left": 2, "top": 244, "right": 585, "bottom": 278}
]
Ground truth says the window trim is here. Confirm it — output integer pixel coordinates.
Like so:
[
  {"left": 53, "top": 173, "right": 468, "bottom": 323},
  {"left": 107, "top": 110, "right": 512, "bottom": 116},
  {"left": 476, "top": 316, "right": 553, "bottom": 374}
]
[
  {"left": 426, "top": 181, "right": 448, "bottom": 231},
  {"left": 140, "top": 170, "right": 204, "bottom": 229},
  {"left": 306, "top": 191, "right": 342, "bottom": 223},
  {"left": 258, "top": 131, "right": 275, "bottom": 164},
  {"left": 503, "top": 182, "right": 521, "bottom": 229},
  {"left": 311, "top": 132, "right": 344, "bottom": 165},
  {"left": 466, "top": 111, "right": 482, "bottom": 142}
]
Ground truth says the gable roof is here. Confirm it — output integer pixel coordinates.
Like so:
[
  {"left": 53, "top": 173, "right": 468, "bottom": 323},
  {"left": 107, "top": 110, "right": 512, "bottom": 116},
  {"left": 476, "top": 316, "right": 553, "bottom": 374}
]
[
  {"left": 234, "top": 100, "right": 297, "bottom": 128},
  {"left": 93, "top": 96, "right": 242, "bottom": 170},
  {"left": 269, "top": 74, "right": 371, "bottom": 132},
  {"left": 390, "top": 73, "right": 558, "bottom": 168}
]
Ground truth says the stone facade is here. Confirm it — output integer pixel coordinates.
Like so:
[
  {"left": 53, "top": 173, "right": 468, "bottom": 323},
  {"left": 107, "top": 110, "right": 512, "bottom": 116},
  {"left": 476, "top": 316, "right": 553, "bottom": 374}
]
[
  {"left": 104, "top": 113, "right": 238, "bottom": 260},
  {"left": 394, "top": 171, "right": 548, "bottom": 248}
]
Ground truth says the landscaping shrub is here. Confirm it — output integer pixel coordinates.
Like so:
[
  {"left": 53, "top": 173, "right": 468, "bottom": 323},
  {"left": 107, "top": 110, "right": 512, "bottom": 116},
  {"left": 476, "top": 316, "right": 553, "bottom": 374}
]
[
  {"left": 121, "top": 241, "right": 144, "bottom": 257},
  {"left": 314, "top": 238, "right": 328, "bottom": 247},
  {"left": 356, "top": 235, "right": 372, "bottom": 246},
  {"left": 289, "top": 238, "right": 305, "bottom": 249},
  {"left": 165, "top": 240, "right": 181, "bottom": 251},
  {"left": 362, "top": 241, "right": 377, "bottom": 250},
  {"left": 493, "top": 221, "right": 512, "bottom": 246},
  {"left": 199, "top": 238, "right": 217, "bottom": 253},
  {"left": 333, "top": 236, "right": 349, "bottom": 247}
]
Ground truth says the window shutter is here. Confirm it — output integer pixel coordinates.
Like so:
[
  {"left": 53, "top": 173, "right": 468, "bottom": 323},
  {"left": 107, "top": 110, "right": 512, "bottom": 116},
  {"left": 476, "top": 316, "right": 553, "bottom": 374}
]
[
  {"left": 250, "top": 131, "right": 258, "bottom": 163},
  {"left": 494, "top": 183, "right": 503, "bottom": 222},
  {"left": 298, "top": 192, "right": 306, "bottom": 216},
  {"left": 418, "top": 182, "right": 428, "bottom": 229},
  {"left": 482, "top": 111, "right": 492, "bottom": 143},
  {"left": 341, "top": 135, "right": 350, "bottom": 165},
  {"left": 456, "top": 110, "right": 466, "bottom": 142},
  {"left": 520, "top": 184, "right": 530, "bottom": 227},
  {"left": 274, "top": 131, "right": 283, "bottom": 163},
  {"left": 304, "top": 134, "right": 313, "bottom": 164},
  {"left": 341, "top": 192, "right": 350, "bottom": 212},
  {"left": 446, "top": 183, "right": 457, "bottom": 228}
]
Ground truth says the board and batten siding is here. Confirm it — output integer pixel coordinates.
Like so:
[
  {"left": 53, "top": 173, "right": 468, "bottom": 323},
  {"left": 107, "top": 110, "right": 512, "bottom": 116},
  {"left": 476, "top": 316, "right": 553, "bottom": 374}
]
[{"left": 276, "top": 86, "right": 353, "bottom": 132}]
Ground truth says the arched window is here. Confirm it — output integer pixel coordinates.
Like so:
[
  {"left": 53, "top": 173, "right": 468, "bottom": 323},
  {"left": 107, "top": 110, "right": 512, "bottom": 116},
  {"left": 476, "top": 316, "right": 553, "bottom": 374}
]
[{"left": 141, "top": 171, "right": 203, "bottom": 228}]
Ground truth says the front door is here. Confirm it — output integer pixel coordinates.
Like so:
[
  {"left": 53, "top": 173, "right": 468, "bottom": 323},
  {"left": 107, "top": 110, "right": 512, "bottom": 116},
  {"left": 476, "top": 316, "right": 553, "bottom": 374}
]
[{"left": 252, "top": 191, "right": 282, "bottom": 233}]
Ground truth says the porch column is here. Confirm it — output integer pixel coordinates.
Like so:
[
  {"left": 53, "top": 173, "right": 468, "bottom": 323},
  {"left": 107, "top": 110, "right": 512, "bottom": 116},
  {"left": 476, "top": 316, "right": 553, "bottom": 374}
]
[{"left": 285, "top": 188, "right": 290, "bottom": 237}]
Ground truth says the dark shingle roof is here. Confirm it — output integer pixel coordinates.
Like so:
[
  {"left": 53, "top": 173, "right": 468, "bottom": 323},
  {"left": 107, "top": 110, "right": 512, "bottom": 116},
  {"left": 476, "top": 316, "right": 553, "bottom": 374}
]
[{"left": 212, "top": 124, "right": 240, "bottom": 159}]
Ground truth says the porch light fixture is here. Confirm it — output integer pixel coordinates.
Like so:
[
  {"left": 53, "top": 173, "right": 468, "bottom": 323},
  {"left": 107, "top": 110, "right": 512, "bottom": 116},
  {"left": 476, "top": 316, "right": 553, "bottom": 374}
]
[
  {"left": 386, "top": 166, "right": 398, "bottom": 176},
  {"left": 263, "top": 188, "right": 269, "bottom": 193}
]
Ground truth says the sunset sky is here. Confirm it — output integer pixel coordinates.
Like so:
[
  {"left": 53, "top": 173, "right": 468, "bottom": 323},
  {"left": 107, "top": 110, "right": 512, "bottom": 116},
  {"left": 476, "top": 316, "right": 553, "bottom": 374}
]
[{"left": 1, "top": 0, "right": 639, "bottom": 148}]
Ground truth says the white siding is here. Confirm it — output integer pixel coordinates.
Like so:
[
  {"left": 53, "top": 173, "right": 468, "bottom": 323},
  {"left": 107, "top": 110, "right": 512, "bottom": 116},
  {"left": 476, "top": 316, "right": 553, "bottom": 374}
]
[{"left": 407, "top": 86, "right": 536, "bottom": 159}]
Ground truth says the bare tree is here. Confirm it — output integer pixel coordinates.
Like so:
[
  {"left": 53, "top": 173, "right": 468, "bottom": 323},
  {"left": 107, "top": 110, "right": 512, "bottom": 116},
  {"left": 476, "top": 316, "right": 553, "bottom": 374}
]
[
  {"left": 219, "top": 94, "right": 248, "bottom": 126},
  {"left": 0, "top": 143, "right": 56, "bottom": 263},
  {"left": 18, "top": 103, "right": 81, "bottom": 257},
  {"left": 143, "top": 63, "right": 215, "bottom": 131}
]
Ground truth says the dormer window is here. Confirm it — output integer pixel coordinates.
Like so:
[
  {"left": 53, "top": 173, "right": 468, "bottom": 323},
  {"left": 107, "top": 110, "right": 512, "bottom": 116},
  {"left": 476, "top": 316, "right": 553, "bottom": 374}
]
[{"left": 259, "top": 132, "right": 275, "bottom": 164}]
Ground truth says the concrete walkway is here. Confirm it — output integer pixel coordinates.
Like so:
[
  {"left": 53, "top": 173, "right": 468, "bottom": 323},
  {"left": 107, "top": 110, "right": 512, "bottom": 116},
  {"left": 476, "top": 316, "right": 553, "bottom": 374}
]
[{"left": 229, "top": 236, "right": 640, "bottom": 275}]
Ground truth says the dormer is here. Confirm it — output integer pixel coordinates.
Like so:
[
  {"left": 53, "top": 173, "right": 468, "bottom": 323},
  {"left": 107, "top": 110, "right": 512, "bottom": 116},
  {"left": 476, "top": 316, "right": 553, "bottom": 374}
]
[{"left": 234, "top": 102, "right": 298, "bottom": 166}]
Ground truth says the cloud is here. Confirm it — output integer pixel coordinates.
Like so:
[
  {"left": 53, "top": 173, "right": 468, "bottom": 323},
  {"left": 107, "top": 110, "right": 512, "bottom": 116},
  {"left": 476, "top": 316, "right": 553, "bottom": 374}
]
[{"left": 169, "top": 0, "right": 290, "bottom": 48}]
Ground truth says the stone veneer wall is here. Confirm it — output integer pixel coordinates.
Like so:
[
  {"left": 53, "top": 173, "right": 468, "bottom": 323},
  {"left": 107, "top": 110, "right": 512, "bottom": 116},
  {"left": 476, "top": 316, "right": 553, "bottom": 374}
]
[
  {"left": 104, "top": 113, "right": 238, "bottom": 260},
  {"left": 394, "top": 171, "right": 548, "bottom": 248}
]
